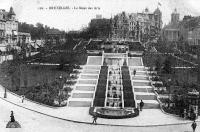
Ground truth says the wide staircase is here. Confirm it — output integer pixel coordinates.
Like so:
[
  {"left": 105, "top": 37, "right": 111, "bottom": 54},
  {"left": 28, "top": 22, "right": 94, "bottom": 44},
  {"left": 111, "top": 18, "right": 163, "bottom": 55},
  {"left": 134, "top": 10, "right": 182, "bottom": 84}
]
[
  {"left": 129, "top": 66, "right": 159, "bottom": 109},
  {"left": 128, "top": 57, "right": 159, "bottom": 109},
  {"left": 68, "top": 65, "right": 101, "bottom": 107}
]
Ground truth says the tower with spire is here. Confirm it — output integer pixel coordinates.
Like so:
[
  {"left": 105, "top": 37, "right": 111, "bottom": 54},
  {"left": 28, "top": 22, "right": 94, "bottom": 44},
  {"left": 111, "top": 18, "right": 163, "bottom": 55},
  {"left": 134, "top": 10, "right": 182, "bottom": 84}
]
[
  {"left": 0, "top": 6, "right": 18, "bottom": 48},
  {"left": 171, "top": 8, "right": 179, "bottom": 24},
  {"left": 8, "top": 7, "right": 16, "bottom": 20}
]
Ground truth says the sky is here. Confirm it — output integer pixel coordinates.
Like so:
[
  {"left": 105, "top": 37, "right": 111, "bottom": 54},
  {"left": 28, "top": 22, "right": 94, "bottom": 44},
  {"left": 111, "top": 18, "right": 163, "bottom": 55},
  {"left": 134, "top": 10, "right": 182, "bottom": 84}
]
[{"left": 0, "top": 0, "right": 200, "bottom": 31}]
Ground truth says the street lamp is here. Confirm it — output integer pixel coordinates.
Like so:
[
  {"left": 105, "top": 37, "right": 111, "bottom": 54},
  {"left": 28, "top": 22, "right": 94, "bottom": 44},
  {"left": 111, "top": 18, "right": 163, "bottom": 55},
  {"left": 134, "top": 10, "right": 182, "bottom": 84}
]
[
  {"left": 168, "top": 78, "right": 172, "bottom": 100},
  {"left": 58, "top": 74, "right": 63, "bottom": 106},
  {"left": 4, "top": 75, "right": 7, "bottom": 98}
]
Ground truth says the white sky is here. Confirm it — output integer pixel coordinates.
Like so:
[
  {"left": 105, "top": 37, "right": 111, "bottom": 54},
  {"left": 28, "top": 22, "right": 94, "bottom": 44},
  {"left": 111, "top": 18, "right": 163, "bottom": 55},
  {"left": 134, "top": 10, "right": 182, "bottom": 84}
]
[{"left": 0, "top": 0, "right": 200, "bottom": 31}]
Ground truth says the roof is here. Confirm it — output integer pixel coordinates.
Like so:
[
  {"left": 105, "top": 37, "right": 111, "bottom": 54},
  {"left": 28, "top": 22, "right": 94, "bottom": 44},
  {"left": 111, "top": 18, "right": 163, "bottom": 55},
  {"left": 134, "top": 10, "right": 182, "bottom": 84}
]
[
  {"left": 0, "top": 7, "right": 16, "bottom": 21},
  {"left": 18, "top": 32, "right": 31, "bottom": 36},
  {"left": 8, "top": 7, "right": 15, "bottom": 15},
  {"left": 46, "top": 29, "right": 63, "bottom": 35},
  {"left": 163, "top": 22, "right": 179, "bottom": 30},
  {"left": 154, "top": 8, "right": 161, "bottom": 14}
]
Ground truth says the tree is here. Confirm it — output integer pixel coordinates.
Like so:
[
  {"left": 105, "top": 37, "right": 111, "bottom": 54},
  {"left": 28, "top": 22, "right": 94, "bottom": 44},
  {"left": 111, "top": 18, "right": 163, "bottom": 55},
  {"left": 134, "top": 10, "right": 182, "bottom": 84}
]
[
  {"left": 155, "top": 56, "right": 162, "bottom": 73},
  {"left": 163, "top": 56, "right": 172, "bottom": 74}
]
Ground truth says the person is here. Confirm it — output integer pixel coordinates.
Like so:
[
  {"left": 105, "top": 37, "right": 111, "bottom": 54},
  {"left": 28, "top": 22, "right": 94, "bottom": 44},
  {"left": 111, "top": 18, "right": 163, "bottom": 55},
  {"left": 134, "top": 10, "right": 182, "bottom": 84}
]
[
  {"left": 191, "top": 120, "right": 197, "bottom": 132},
  {"left": 133, "top": 69, "right": 136, "bottom": 76},
  {"left": 140, "top": 100, "right": 144, "bottom": 111},
  {"left": 10, "top": 111, "right": 15, "bottom": 122},
  {"left": 21, "top": 95, "right": 25, "bottom": 103},
  {"left": 92, "top": 115, "right": 97, "bottom": 124}
]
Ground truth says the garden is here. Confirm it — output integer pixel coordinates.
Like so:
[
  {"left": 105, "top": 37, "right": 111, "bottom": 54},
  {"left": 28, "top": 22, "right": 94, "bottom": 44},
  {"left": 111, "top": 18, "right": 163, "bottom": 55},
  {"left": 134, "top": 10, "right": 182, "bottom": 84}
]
[
  {"left": 143, "top": 50, "right": 200, "bottom": 116},
  {"left": 0, "top": 52, "right": 83, "bottom": 107}
]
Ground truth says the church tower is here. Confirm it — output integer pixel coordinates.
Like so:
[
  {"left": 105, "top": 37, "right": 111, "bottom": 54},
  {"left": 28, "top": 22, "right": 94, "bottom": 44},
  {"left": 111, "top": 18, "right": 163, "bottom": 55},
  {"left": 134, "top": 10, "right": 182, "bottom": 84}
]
[
  {"left": 8, "top": 7, "right": 16, "bottom": 20},
  {"left": 171, "top": 8, "right": 179, "bottom": 24},
  {"left": 154, "top": 7, "right": 162, "bottom": 32}
]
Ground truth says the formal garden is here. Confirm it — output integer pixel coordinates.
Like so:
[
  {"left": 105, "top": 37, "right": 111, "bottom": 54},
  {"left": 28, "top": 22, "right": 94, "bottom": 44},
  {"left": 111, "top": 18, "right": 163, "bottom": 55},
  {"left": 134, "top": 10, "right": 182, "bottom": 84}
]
[
  {"left": 0, "top": 47, "right": 86, "bottom": 107},
  {"left": 143, "top": 49, "right": 200, "bottom": 117}
]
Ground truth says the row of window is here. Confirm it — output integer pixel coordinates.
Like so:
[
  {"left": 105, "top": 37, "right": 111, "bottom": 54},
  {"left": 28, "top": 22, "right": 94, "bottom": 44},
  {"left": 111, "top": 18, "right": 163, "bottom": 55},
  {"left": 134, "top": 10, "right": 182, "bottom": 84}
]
[{"left": 0, "top": 22, "right": 17, "bottom": 29}]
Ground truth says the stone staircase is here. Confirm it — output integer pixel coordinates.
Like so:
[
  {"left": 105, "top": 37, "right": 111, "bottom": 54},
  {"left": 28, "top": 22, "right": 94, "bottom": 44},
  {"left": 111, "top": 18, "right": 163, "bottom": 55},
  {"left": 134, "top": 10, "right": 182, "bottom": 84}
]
[
  {"left": 68, "top": 65, "right": 101, "bottom": 107},
  {"left": 129, "top": 58, "right": 159, "bottom": 109}
]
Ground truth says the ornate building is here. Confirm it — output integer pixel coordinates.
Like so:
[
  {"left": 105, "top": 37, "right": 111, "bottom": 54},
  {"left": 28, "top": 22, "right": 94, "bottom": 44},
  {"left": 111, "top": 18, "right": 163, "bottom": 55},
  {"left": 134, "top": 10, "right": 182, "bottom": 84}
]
[
  {"left": 162, "top": 9, "right": 180, "bottom": 42},
  {"left": 111, "top": 8, "right": 162, "bottom": 42},
  {"left": 0, "top": 7, "right": 18, "bottom": 52}
]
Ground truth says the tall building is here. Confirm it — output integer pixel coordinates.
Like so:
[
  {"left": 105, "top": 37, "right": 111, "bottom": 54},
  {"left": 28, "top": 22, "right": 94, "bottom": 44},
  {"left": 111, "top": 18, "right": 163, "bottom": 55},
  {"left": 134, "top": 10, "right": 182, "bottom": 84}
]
[
  {"left": 89, "top": 16, "right": 111, "bottom": 39},
  {"left": 162, "top": 9, "right": 180, "bottom": 42},
  {"left": 0, "top": 7, "right": 18, "bottom": 52},
  {"left": 111, "top": 8, "right": 162, "bottom": 42},
  {"left": 111, "top": 12, "right": 129, "bottom": 40}
]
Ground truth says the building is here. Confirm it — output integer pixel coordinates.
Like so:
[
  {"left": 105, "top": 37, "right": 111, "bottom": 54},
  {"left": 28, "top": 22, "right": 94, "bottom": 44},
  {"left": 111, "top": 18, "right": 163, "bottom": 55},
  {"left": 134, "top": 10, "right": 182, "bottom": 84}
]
[
  {"left": 162, "top": 9, "right": 180, "bottom": 42},
  {"left": 45, "top": 29, "right": 65, "bottom": 47},
  {"left": 111, "top": 12, "right": 129, "bottom": 40},
  {"left": 88, "top": 16, "right": 111, "bottom": 39},
  {"left": 188, "top": 25, "right": 200, "bottom": 46},
  {"left": 111, "top": 8, "right": 162, "bottom": 42},
  {"left": 0, "top": 7, "right": 18, "bottom": 52},
  {"left": 18, "top": 32, "right": 31, "bottom": 46}
]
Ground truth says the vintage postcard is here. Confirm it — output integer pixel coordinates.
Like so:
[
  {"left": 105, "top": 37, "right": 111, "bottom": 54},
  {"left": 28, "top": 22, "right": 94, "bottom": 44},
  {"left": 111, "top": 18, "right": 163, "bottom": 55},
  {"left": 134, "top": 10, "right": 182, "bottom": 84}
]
[{"left": 0, "top": 0, "right": 200, "bottom": 132}]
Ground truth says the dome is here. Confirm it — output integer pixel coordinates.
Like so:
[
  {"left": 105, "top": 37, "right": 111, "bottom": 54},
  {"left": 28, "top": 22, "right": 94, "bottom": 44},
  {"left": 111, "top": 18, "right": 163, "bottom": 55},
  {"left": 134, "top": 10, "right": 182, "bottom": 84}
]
[
  {"left": 154, "top": 7, "right": 161, "bottom": 14},
  {"left": 8, "top": 7, "right": 16, "bottom": 16}
]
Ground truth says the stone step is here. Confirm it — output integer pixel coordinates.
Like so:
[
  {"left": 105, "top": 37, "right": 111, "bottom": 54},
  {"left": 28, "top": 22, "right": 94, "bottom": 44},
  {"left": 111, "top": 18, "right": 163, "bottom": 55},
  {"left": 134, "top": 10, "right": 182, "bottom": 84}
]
[
  {"left": 131, "top": 76, "right": 149, "bottom": 80},
  {"left": 72, "top": 93, "right": 94, "bottom": 98},
  {"left": 134, "top": 88, "right": 154, "bottom": 93},
  {"left": 137, "top": 102, "right": 160, "bottom": 109},
  {"left": 68, "top": 101, "right": 91, "bottom": 107},
  {"left": 80, "top": 74, "right": 99, "bottom": 79},
  {"left": 132, "top": 82, "right": 151, "bottom": 86},
  {"left": 137, "top": 100, "right": 159, "bottom": 109},
  {"left": 130, "top": 72, "right": 147, "bottom": 75},
  {"left": 77, "top": 79, "right": 97, "bottom": 85},
  {"left": 68, "top": 98, "right": 92, "bottom": 107},
  {"left": 135, "top": 93, "right": 157, "bottom": 100},
  {"left": 76, "top": 85, "right": 95, "bottom": 91},
  {"left": 82, "top": 70, "right": 100, "bottom": 74},
  {"left": 83, "top": 65, "right": 101, "bottom": 70},
  {"left": 134, "top": 86, "right": 152, "bottom": 89},
  {"left": 132, "top": 80, "right": 150, "bottom": 83}
]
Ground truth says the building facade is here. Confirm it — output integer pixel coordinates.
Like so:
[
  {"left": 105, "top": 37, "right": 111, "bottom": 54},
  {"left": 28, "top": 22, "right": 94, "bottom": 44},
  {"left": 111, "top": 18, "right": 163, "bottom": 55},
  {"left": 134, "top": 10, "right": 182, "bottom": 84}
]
[
  {"left": 45, "top": 29, "right": 65, "bottom": 47},
  {"left": 162, "top": 9, "right": 180, "bottom": 42},
  {"left": 111, "top": 8, "right": 162, "bottom": 42},
  {"left": 0, "top": 7, "right": 18, "bottom": 52},
  {"left": 188, "top": 26, "right": 200, "bottom": 46}
]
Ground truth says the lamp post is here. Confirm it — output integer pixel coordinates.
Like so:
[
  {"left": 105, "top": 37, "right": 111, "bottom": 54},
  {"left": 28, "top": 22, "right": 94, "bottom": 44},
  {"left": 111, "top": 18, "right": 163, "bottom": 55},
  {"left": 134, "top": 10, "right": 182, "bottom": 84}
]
[
  {"left": 4, "top": 75, "right": 7, "bottom": 98},
  {"left": 168, "top": 78, "right": 172, "bottom": 100},
  {"left": 58, "top": 74, "right": 63, "bottom": 106}
]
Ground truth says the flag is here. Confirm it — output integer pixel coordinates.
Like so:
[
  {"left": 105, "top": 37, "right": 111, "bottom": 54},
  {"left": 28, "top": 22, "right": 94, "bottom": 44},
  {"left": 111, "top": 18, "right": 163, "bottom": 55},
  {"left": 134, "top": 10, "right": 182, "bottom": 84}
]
[{"left": 158, "top": 2, "right": 162, "bottom": 6}]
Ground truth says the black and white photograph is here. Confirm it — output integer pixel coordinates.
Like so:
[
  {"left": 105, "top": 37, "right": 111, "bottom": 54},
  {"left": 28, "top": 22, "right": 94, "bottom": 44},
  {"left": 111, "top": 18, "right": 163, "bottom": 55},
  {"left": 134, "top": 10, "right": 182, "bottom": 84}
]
[{"left": 0, "top": 0, "right": 200, "bottom": 131}]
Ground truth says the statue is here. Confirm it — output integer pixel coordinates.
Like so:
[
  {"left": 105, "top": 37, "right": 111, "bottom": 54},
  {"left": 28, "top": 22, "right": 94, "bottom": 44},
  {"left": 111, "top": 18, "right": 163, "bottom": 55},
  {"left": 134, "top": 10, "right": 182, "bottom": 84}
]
[
  {"left": 10, "top": 111, "right": 15, "bottom": 122},
  {"left": 6, "top": 111, "right": 21, "bottom": 128}
]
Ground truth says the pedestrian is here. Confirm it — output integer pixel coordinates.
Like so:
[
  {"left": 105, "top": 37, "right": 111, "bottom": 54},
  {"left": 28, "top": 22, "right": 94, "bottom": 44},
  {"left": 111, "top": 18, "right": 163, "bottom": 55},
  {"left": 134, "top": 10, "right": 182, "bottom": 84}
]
[
  {"left": 140, "top": 100, "right": 144, "bottom": 111},
  {"left": 92, "top": 115, "right": 97, "bottom": 124},
  {"left": 133, "top": 69, "right": 136, "bottom": 76},
  {"left": 21, "top": 95, "right": 25, "bottom": 103},
  {"left": 191, "top": 120, "right": 197, "bottom": 132}
]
